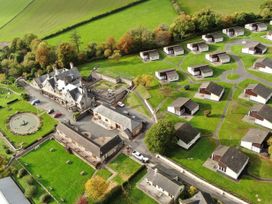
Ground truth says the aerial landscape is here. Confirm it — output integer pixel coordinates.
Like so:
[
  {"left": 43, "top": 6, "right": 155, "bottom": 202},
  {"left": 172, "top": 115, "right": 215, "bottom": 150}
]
[{"left": 0, "top": 0, "right": 272, "bottom": 204}]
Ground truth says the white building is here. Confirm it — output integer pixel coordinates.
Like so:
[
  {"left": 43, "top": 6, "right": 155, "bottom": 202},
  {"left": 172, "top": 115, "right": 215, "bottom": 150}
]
[
  {"left": 167, "top": 97, "right": 199, "bottom": 116},
  {"left": 199, "top": 82, "right": 225, "bottom": 101},
  {"left": 253, "top": 58, "right": 272, "bottom": 74},
  {"left": 163, "top": 45, "right": 184, "bottom": 56},
  {"left": 187, "top": 65, "right": 213, "bottom": 78},
  {"left": 187, "top": 41, "right": 209, "bottom": 53},
  {"left": 205, "top": 51, "right": 230, "bottom": 64},
  {"left": 248, "top": 104, "right": 272, "bottom": 129},
  {"left": 244, "top": 83, "right": 272, "bottom": 104},
  {"left": 175, "top": 123, "right": 201, "bottom": 149},
  {"left": 245, "top": 22, "right": 267, "bottom": 32},
  {"left": 202, "top": 33, "right": 224, "bottom": 43},
  {"left": 211, "top": 146, "right": 249, "bottom": 180},
  {"left": 155, "top": 69, "right": 179, "bottom": 82},
  {"left": 241, "top": 129, "right": 271, "bottom": 153},
  {"left": 139, "top": 49, "right": 160, "bottom": 61},
  {"left": 267, "top": 31, "right": 272, "bottom": 40},
  {"left": 32, "top": 67, "right": 93, "bottom": 111},
  {"left": 242, "top": 42, "right": 267, "bottom": 55},
  {"left": 222, "top": 26, "right": 244, "bottom": 37}
]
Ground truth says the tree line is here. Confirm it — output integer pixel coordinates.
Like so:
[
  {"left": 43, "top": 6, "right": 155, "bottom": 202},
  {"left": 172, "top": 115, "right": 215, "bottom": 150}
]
[{"left": 0, "top": 1, "right": 271, "bottom": 81}]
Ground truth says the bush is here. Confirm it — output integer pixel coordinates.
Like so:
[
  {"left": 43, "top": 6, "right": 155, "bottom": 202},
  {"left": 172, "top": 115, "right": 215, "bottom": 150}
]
[
  {"left": 21, "top": 93, "right": 30, "bottom": 100},
  {"left": 184, "top": 85, "right": 190, "bottom": 90},
  {"left": 5, "top": 149, "right": 12, "bottom": 154},
  {"left": 39, "top": 193, "right": 51, "bottom": 203},
  {"left": 17, "top": 168, "right": 27, "bottom": 178},
  {"left": 25, "top": 175, "right": 34, "bottom": 185},
  {"left": 25, "top": 185, "right": 37, "bottom": 198}
]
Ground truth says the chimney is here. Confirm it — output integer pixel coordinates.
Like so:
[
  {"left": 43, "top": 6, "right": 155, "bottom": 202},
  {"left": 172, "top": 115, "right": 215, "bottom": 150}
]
[{"left": 69, "top": 62, "right": 74, "bottom": 69}]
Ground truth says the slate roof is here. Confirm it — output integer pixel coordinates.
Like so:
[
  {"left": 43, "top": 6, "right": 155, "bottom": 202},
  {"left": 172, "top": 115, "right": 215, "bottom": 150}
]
[
  {"left": 56, "top": 123, "right": 123, "bottom": 158},
  {"left": 175, "top": 123, "right": 200, "bottom": 144},
  {"left": 242, "top": 128, "right": 270, "bottom": 144},
  {"left": 180, "top": 191, "right": 215, "bottom": 204},
  {"left": 170, "top": 98, "right": 198, "bottom": 111},
  {"left": 157, "top": 68, "right": 177, "bottom": 75},
  {"left": 190, "top": 65, "right": 213, "bottom": 73},
  {"left": 146, "top": 167, "right": 183, "bottom": 198},
  {"left": 251, "top": 104, "right": 272, "bottom": 123},
  {"left": 93, "top": 105, "right": 142, "bottom": 132},
  {"left": 0, "top": 177, "right": 30, "bottom": 204},
  {"left": 213, "top": 145, "right": 229, "bottom": 157},
  {"left": 165, "top": 45, "right": 183, "bottom": 52},
  {"left": 247, "top": 84, "right": 272, "bottom": 99},
  {"left": 255, "top": 58, "right": 272, "bottom": 68},
  {"left": 201, "top": 82, "right": 224, "bottom": 96},
  {"left": 220, "top": 147, "right": 249, "bottom": 174},
  {"left": 205, "top": 32, "right": 223, "bottom": 39}
]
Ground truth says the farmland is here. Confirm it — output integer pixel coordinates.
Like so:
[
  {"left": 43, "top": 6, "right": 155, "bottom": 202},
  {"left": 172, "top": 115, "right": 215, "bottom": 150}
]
[
  {"left": 178, "top": 0, "right": 264, "bottom": 14},
  {"left": 0, "top": 0, "right": 137, "bottom": 41},
  {"left": 47, "top": 0, "right": 177, "bottom": 46}
]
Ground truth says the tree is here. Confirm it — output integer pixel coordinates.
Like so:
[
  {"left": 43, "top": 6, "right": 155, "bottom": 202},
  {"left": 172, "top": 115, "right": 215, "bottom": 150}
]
[
  {"left": 24, "top": 185, "right": 37, "bottom": 198},
  {"left": 133, "top": 74, "right": 154, "bottom": 88},
  {"left": 85, "top": 176, "right": 109, "bottom": 200},
  {"left": 35, "top": 42, "right": 51, "bottom": 68},
  {"left": 56, "top": 42, "right": 77, "bottom": 68},
  {"left": 184, "top": 85, "right": 190, "bottom": 90},
  {"left": 117, "top": 33, "right": 134, "bottom": 54},
  {"left": 70, "top": 30, "right": 82, "bottom": 52},
  {"left": 0, "top": 73, "right": 6, "bottom": 82},
  {"left": 170, "top": 14, "right": 195, "bottom": 40},
  {"left": 39, "top": 193, "right": 51, "bottom": 203},
  {"left": 260, "top": 1, "right": 272, "bottom": 19},
  {"left": 109, "top": 50, "right": 121, "bottom": 61},
  {"left": 154, "top": 25, "right": 172, "bottom": 46},
  {"left": 188, "top": 185, "right": 198, "bottom": 197},
  {"left": 144, "top": 119, "right": 176, "bottom": 154},
  {"left": 193, "top": 9, "right": 219, "bottom": 32},
  {"left": 86, "top": 43, "right": 97, "bottom": 59}
]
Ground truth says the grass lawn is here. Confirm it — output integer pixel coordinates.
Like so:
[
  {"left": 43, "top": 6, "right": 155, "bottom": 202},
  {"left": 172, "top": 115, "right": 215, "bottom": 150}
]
[
  {"left": 227, "top": 73, "right": 240, "bottom": 80},
  {"left": 95, "top": 168, "right": 112, "bottom": 180},
  {"left": 111, "top": 168, "right": 157, "bottom": 204},
  {"left": 0, "top": 86, "right": 20, "bottom": 107},
  {"left": 178, "top": 0, "right": 264, "bottom": 15},
  {"left": 108, "top": 153, "right": 142, "bottom": 185},
  {"left": 0, "top": 0, "right": 137, "bottom": 41},
  {"left": 47, "top": 0, "right": 177, "bottom": 46},
  {"left": 167, "top": 137, "right": 272, "bottom": 204},
  {"left": 136, "top": 85, "right": 151, "bottom": 100},
  {"left": 19, "top": 140, "right": 95, "bottom": 203},
  {"left": 0, "top": 100, "right": 57, "bottom": 148}
]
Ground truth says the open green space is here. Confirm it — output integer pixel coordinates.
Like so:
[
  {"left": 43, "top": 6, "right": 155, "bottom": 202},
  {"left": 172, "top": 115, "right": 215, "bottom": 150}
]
[
  {"left": 167, "top": 137, "right": 272, "bottom": 204},
  {"left": 0, "top": 0, "right": 137, "bottom": 41},
  {"left": 0, "top": 100, "right": 57, "bottom": 148},
  {"left": 111, "top": 169, "right": 157, "bottom": 204},
  {"left": 108, "top": 153, "right": 142, "bottom": 184},
  {"left": 227, "top": 73, "right": 240, "bottom": 80},
  {"left": 178, "top": 0, "right": 264, "bottom": 14},
  {"left": 95, "top": 168, "right": 112, "bottom": 180},
  {"left": 47, "top": 0, "right": 177, "bottom": 46},
  {"left": 0, "top": 87, "right": 20, "bottom": 106},
  {"left": 19, "top": 140, "right": 95, "bottom": 203},
  {"left": 0, "top": 0, "right": 31, "bottom": 28}
]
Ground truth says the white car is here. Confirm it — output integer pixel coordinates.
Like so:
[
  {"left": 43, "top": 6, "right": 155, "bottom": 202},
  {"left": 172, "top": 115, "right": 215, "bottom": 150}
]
[
  {"left": 132, "top": 151, "right": 149, "bottom": 163},
  {"left": 117, "top": 101, "right": 125, "bottom": 108}
]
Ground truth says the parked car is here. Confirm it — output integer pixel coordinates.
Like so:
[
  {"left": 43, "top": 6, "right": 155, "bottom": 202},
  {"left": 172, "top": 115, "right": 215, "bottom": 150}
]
[
  {"left": 132, "top": 150, "right": 149, "bottom": 163},
  {"left": 117, "top": 101, "right": 125, "bottom": 108},
  {"left": 31, "top": 99, "right": 40, "bottom": 105},
  {"left": 47, "top": 108, "right": 54, "bottom": 114},
  {"left": 54, "top": 112, "right": 62, "bottom": 118}
]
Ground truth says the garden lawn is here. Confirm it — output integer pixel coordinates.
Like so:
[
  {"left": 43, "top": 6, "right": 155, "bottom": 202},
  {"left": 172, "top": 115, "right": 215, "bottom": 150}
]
[
  {"left": 0, "top": 0, "right": 31, "bottom": 28},
  {"left": 178, "top": 0, "right": 264, "bottom": 15},
  {"left": 167, "top": 137, "right": 272, "bottom": 204},
  {"left": 95, "top": 168, "right": 112, "bottom": 180},
  {"left": 47, "top": 0, "right": 177, "bottom": 46},
  {"left": 19, "top": 140, "right": 95, "bottom": 203},
  {"left": 108, "top": 153, "right": 142, "bottom": 184},
  {"left": 111, "top": 169, "right": 157, "bottom": 204},
  {"left": 0, "top": 100, "right": 57, "bottom": 148},
  {"left": 0, "top": 0, "right": 137, "bottom": 41}
]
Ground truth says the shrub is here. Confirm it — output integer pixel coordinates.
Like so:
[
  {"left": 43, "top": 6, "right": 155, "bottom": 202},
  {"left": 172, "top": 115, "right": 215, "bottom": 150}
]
[
  {"left": 39, "top": 193, "right": 51, "bottom": 203},
  {"left": 25, "top": 185, "right": 37, "bottom": 198},
  {"left": 17, "top": 168, "right": 27, "bottom": 178},
  {"left": 184, "top": 85, "right": 190, "bottom": 90},
  {"left": 5, "top": 149, "right": 12, "bottom": 154},
  {"left": 25, "top": 175, "right": 34, "bottom": 185},
  {"left": 203, "top": 110, "right": 211, "bottom": 117}
]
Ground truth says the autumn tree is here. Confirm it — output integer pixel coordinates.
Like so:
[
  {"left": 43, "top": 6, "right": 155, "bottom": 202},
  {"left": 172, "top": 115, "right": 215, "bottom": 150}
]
[
  {"left": 170, "top": 14, "right": 196, "bottom": 40},
  {"left": 85, "top": 176, "right": 109, "bottom": 200},
  {"left": 154, "top": 24, "right": 172, "bottom": 46},
  {"left": 56, "top": 42, "right": 77, "bottom": 68},
  {"left": 117, "top": 33, "right": 134, "bottom": 54},
  {"left": 35, "top": 42, "right": 51, "bottom": 68},
  {"left": 134, "top": 74, "right": 154, "bottom": 88}
]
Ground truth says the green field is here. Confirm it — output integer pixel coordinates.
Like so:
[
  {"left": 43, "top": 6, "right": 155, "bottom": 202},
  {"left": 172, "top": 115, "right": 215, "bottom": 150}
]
[
  {"left": 0, "top": 0, "right": 137, "bottom": 41},
  {"left": 47, "top": 0, "right": 177, "bottom": 46},
  {"left": 0, "top": 0, "right": 31, "bottom": 28},
  {"left": 0, "top": 100, "right": 57, "bottom": 148},
  {"left": 20, "top": 140, "right": 95, "bottom": 203},
  {"left": 178, "top": 0, "right": 264, "bottom": 14}
]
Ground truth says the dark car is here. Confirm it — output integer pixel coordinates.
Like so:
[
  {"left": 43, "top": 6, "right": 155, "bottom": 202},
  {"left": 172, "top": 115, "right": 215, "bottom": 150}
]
[{"left": 54, "top": 112, "right": 62, "bottom": 118}]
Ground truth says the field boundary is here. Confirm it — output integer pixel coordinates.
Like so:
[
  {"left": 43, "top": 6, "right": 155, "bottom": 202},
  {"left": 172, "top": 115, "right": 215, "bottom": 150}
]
[
  {"left": 42, "top": 0, "right": 148, "bottom": 40},
  {"left": 0, "top": 0, "right": 35, "bottom": 31}
]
